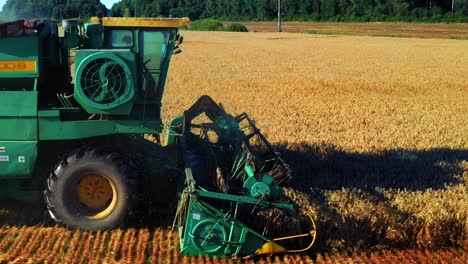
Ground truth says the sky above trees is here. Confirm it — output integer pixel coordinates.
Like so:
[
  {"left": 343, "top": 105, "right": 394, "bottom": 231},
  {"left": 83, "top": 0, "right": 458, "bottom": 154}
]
[
  {"left": 100, "top": 0, "right": 120, "bottom": 9},
  {"left": 0, "top": 0, "right": 119, "bottom": 10}
]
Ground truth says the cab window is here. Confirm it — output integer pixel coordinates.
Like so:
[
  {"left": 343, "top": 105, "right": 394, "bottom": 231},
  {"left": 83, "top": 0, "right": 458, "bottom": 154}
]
[{"left": 110, "top": 30, "right": 133, "bottom": 48}]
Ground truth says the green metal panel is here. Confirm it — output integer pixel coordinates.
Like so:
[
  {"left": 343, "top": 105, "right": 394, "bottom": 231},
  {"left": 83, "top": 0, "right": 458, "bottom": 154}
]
[
  {"left": 179, "top": 194, "right": 270, "bottom": 258},
  {"left": 165, "top": 115, "right": 183, "bottom": 146},
  {"left": 84, "top": 23, "right": 104, "bottom": 49},
  {"left": 0, "top": 141, "right": 37, "bottom": 178},
  {"left": 38, "top": 110, "right": 162, "bottom": 140},
  {"left": 0, "top": 78, "right": 37, "bottom": 91},
  {"left": 0, "top": 181, "right": 25, "bottom": 198},
  {"left": 0, "top": 91, "right": 38, "bottom": 140},
  {"left": 0, "top": 35, "right": 39, "bottom": 79}
]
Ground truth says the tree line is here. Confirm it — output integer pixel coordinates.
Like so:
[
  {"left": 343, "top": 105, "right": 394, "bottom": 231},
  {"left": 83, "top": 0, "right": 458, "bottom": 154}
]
[
  {"left": 1, "top": 0, "right": 467, "bottom": 22},
  {"left": 111, "top": 0, "right": 468, "bottom": 22},
  {"left": 0, "top": 0, "right": 106, "bottom": 20}
]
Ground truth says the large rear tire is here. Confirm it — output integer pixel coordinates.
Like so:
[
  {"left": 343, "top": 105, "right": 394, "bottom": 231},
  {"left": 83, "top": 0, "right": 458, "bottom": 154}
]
[{"left": 44, "top": 150, "right": 133, "bottom": 231}]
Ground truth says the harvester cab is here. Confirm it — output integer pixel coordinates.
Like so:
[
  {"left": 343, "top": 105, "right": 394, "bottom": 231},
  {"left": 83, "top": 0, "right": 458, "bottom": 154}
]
[{"left": 0, "top": 17, "right": 316, "bottom": 258}]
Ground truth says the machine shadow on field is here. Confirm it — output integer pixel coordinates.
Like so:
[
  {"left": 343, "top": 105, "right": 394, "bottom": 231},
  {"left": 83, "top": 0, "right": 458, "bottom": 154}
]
[
  {"left": 277, "top": 142, "right": 467, "bottom": 191},
  {"left": 0, "top": 142, "right": 466, "bottom": 252},
  {"left": 0, "top": 199, "right": 53, "bottom": 227},
  {"left": 276, "top": 142, "right": 468, "bottom": 251}
]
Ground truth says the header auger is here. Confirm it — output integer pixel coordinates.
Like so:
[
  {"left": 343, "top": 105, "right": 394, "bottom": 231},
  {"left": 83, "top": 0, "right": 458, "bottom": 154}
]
[{"left": 0, "top": 16, "right": 315, "bottom": 258}]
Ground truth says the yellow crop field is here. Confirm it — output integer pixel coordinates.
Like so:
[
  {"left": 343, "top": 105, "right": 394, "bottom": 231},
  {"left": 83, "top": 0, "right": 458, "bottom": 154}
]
[
  {"left": 1, "top": 31, "right": 467, "bottom": 263},
  {"left": 164, "top": 31, "right": 468, "bottom": 151},
  {"left": 163, "top": 31, "right": 468, "bottom": 252}
]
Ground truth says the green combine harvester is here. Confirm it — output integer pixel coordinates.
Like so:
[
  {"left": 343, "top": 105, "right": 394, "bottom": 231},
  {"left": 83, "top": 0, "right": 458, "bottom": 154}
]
[{"left": 0, "top": 17, "right": 315, "bottom": 258}]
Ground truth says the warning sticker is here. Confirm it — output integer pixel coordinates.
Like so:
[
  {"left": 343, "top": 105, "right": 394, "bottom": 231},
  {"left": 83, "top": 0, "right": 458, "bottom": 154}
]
[
  {"left": 192, "top": 213, "right": 201, "bottom": 220},
  {"left": 0, "top": 147, "right": 5, "bottom": 153},
  {"left": 0, "top": 155, "right": 9, "bottom": 162},
  {"left": 18, "top": 156, "right": 25, "bottom": 163}
]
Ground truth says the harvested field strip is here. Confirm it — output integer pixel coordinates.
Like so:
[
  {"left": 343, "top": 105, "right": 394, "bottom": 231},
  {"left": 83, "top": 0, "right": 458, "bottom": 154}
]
[
  {"left": 7, "top": 227, "right": 32, "bottom": 258},
  {"left": 0, "top": 226, "right": 19, "bottom": 252},
  {"left": 21, "top": 227, "right": 45, "bottom": 256},
  {"left": 106, "top": 229, "right": 123, "bottom": 262},
  {"left": 65, "top": 231, "right": 83, "bottom": 263},
  {"left": 239, "top": 22, "right": 468, "bottom": 39},
  {"left": 121, "top": 228, "right": 135, "bottom": 262},
  {"left": 79, "top": 231, "right": 94, "bottom": 263},
  {"left": 151, "top": 229, "right": 164, "bottom": 264},
  {"left": 315, "top": 248, "right": 468, "bottom": 263},
  {"left": 0, "top": 227, "right": 466, "bottom": 263},
  {"left": 36, "top": 227, "right": 55, "bottom": 253},
  {"left": 52, "top": 229, "right": 71, "bottom": 264},
  {"left": 95, "top": 231, "right": 109, "bottom": 261},
  {"left": 135, "top": 229, "right": 149, "bottom": 263}
]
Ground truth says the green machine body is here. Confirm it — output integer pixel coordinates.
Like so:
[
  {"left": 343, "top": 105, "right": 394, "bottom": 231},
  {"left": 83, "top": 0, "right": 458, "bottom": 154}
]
[{"left": 0, "top": 17, "right": 188, "bottom": 179}]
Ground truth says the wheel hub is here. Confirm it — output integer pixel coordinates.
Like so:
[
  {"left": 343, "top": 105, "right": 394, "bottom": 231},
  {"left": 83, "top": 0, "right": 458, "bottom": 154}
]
[{"left": 76, "top": 174, "right": 117, "bottom": 220}]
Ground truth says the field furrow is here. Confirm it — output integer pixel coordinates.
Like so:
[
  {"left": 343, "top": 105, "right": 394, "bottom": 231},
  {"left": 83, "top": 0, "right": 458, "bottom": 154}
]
[
  {"left": 0, "top": 226, "right": 19, "bottom": 252},
  {"left": 6, "top": 227, "right": 33, "bottom": 259},
  {"left": 135, "top": 229, "right": 150, "bottom": 263}
]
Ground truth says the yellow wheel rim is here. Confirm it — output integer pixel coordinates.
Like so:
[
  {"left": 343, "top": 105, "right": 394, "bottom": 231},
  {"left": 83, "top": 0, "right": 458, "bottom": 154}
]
[{"left": 76, "top": 174, "right": 118, "bottom": 220}]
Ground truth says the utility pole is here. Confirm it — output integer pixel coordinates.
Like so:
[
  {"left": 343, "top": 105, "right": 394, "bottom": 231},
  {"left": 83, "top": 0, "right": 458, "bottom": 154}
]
[
  {"left": 452, "top": 0, "right": 455, "bottom": 13},
  {"left": 277, "top": 0, "right": 282, "bottom": 32},
  {"left": 134, "top": 0, "right": 137, "bottom": 17}
]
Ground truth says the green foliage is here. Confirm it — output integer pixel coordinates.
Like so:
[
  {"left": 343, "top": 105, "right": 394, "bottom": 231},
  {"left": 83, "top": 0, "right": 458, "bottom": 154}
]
[
  {"left": 449, "top": 36, "right": 468, "bottom": 40},
  {"left": 124, "top": 7, "right": 132, "bottom": 18},
  {"left": 1, "top": 0, "right": 467, "bottom": 22},
  {"left": 189, "top": 19, "right": 224, "bottom": 31},
  {"left": 186, "top": 19, "right": 248, "bottom": 32},
  {"left": 307, "top": 30, "right": 317, "bottom": 34},
  {"left": 0, "top": 0, "right": 106, "bottom": 20},
  {"left": 224, "top": 23, "right": 248, "bottom": 32}
]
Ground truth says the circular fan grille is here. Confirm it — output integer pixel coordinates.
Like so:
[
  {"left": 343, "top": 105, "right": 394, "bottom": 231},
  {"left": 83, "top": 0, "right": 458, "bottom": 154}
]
[{"left": 80, "top": 58, "right": 128, "bottom": 105}]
